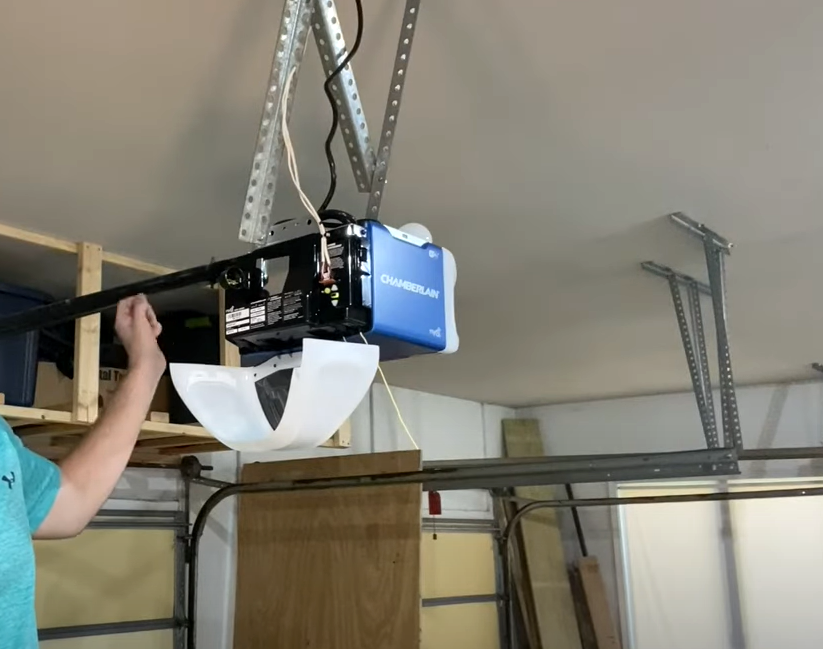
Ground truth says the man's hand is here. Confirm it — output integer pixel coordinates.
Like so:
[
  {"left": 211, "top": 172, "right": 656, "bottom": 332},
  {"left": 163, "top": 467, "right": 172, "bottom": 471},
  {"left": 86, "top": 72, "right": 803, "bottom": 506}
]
[
  {"left": 34, "top": 295, "right": 168, "bottom": 539},
  {"left": 115, "top": 294, "right": 166, "bottom": 380}
]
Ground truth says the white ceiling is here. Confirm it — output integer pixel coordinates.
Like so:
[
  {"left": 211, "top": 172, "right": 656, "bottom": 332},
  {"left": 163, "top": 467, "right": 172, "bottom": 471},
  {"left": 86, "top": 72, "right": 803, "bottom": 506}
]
[{"left": 3, "top": 0, "right": 823, "bottom": 407}]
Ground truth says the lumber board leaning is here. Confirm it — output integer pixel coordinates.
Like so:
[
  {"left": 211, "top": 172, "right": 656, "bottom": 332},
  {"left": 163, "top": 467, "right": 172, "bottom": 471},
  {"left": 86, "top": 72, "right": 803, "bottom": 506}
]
[
  {"left": 577, "top": 557, "right": 621, "bottom": 649},
  {"left": 503, "top": 418, "right": 582, "bottom": 649},
  {"left": 234, "top": 451, "right": 422, "bottom": 649}
]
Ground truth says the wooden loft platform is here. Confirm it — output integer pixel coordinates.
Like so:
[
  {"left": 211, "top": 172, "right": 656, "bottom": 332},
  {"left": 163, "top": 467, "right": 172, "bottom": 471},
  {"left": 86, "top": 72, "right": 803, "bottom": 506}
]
[{"left": 0, "top": 222, "right": 351, "bottom": 467}]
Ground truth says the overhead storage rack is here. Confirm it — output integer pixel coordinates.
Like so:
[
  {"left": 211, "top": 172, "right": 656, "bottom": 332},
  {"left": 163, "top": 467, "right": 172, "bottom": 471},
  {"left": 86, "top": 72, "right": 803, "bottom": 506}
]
[{"left": 0, "top": 220, "right": 350, "bottom": 465}]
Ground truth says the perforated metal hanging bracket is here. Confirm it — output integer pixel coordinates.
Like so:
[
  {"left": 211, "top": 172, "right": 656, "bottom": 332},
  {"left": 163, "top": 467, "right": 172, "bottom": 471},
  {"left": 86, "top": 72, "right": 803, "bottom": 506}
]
[
  {"left": 311, "top": 0, "right": 376, "bottom": 191},
  {"left": 239, "top": 0, "right": 313, "bottom": 245},
  {"left": 365, "top": 0, "right": 421, "bottom": 221},
  {"left": 642, "top": 212, "right": 741, "bottom": 449},
  {"left": 667, "top": 274, "right": 719, "bottom": 448},
  {"left": 239, "top": 0, "right": 424, "bottom": 245}
]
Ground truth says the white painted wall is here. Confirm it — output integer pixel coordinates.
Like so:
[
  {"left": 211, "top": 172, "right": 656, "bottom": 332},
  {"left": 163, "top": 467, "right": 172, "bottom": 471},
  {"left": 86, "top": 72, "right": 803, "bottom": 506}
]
[
  {"left": 193, "top": 383, "right": 514, "bottom": 649},
  {"left": 518, "top": 379, "right": 823, "bottom": 642}
]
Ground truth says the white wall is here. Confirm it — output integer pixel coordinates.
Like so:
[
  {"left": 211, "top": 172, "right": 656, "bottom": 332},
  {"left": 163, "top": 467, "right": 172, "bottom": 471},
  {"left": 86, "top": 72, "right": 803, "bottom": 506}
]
[
  {"left": 517, "top": 379, "right": 823, "bottom": 640},
  {"left": 193, "top": 383, "right": 514, "bottom": 649}
]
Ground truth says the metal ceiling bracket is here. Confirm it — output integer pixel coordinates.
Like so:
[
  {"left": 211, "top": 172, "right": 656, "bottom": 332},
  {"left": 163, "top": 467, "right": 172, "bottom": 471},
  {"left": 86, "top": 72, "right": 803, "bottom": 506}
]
[
  {"left": 667, "top": 273, "right": 719, "bottom": 448},
  {"left": 669, "top": 211, "right": 732, "bottom": 253},
  {"left": 311, "top": 0, "right": 376, "bottom": 191},
  {"left": 640, "top": 261, "right": 711, "bottom": 295},
  {"left": 239, "top": 0, "right": 314, "bottom": 245},
  {"left": 239, "top": 0, "right": 424, "bottom": 245},
  {"left": 703, "top": 236, "right": 743, "bottom": 448},
  {"left": 365, "top": 0, "right": 422, "bottom": 221},
  {"left": 642, "top": 212, "right": 742, "bottom": 449}
]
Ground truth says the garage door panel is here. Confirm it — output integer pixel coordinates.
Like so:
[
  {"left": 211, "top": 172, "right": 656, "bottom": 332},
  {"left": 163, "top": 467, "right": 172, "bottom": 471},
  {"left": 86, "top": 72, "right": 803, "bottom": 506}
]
[
  {"left": 35, "top": 529, "right": 175, "bottom": 628},
  {"left": 421, "top": 532, "right": 496, "bottom": 599},
  {"left": 421, "top": 603, "right": 499, "bottom": 649},
  {"left": 41, "top": 630, "right": 173, "bottom": 649}
]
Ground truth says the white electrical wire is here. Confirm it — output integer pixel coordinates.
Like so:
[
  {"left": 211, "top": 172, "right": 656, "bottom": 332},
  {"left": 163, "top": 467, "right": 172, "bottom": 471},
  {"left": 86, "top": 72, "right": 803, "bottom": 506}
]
[
  {"left": 281, "top": 67, "right": 332, "bottom": 274},
  {"left": 360, "top": 333, "right": 419, "bottom": 451},
  {"left": 280, "top": 69, "right": 414, "bottom": 449}
]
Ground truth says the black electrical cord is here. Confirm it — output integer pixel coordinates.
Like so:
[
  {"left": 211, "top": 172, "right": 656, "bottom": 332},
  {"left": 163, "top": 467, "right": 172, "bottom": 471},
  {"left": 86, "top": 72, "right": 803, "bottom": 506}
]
[
  {"left": 319, "top": 208, "right": 356, "bottom": 226},
  {"left": 318, "top": 0, "right": 365, "bottom": 213}
]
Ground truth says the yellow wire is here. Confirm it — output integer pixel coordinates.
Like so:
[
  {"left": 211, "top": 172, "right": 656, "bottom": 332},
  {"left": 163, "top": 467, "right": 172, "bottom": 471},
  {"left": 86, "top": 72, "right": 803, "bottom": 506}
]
[{"left": 359, "top": 333, "right": 419, "bottom": 451}]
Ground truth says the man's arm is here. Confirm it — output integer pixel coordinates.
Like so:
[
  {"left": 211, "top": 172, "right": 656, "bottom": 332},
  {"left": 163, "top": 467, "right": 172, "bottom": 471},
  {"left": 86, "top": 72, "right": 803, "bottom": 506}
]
[{"left": 34, "top": 295, "right": 166, "bottom": 539}]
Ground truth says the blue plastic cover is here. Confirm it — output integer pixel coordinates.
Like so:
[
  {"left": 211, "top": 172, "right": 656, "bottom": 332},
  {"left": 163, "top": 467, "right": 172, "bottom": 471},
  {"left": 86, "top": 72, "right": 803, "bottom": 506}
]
[{"left": 362, "top": 221, "right": 448, "bottom": 360}]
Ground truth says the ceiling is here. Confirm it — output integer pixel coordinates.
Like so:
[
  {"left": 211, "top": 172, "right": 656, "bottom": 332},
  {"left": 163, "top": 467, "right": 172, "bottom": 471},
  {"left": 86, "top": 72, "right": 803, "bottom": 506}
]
[{"left": 3, "top": 0, "right": 823, "bottom": 407}]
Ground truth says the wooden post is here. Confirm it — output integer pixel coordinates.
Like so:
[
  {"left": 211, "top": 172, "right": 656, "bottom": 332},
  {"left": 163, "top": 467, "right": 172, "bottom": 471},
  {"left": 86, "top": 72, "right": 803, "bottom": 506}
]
[
  {"left": 73, "top": 243, "right": 103, "bottom": 423},
  {"left": 218, "top": 288, "right": 241, "bottom": 368},
  {"left": 322, "top": 417, "right": 352, "bottom": 448}
]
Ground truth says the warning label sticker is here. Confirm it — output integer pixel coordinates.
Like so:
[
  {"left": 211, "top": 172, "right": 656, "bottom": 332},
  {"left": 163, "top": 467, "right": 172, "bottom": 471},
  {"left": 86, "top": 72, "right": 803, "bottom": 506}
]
[
  {"left": 225, "top": 290, "right": 305, "bottom": 336},
  {"left": 226, "top": 308, "right": 249, "bottom": 323}
]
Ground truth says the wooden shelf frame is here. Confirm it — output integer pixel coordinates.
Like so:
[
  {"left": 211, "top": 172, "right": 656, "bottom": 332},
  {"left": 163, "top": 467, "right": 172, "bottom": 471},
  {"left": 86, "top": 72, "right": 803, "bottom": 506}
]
[{"left": 0, "top": 222, "right": 350, "bottom": 465}]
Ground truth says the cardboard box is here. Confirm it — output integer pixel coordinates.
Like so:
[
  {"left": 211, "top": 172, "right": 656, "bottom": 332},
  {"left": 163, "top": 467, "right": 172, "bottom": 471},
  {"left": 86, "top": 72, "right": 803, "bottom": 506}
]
[{"left": 34, "top": 362, "right": 170, "bottom": 415}]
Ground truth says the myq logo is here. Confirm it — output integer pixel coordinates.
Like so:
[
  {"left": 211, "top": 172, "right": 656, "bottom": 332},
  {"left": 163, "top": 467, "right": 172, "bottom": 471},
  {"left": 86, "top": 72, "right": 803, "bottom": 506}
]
[{"left": 380, "top": 274, "right": 440, "bottom": 299}]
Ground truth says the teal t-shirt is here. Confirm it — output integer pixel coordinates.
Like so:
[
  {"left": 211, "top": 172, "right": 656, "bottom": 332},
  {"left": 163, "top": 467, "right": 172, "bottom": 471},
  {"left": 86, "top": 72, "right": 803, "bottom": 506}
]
[{"left": 0, "top": 417, "right": 61, "bottom": 648}]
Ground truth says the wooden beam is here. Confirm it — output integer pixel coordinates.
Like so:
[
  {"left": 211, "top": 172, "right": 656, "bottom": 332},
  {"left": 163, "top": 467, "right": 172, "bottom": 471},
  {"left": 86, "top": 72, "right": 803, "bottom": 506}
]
[
  {"left": 140, "top": 419, "right": 213, "bottom": 437},
  {"left": 101, "top": 251, "right": 176, "bottom": 276},
  {"left": 157, "top": 441, "right": 228, "bottom": 455},
  {"left": 148, "top": 411, "right": 170, "bottom": 424},
  {"left": 503, "top": 419, "right": 582, "bottom": 649},
  {"left": 0, "top": 405, "right": 73, "bottom": 426},
  {"left": 577, "top": 557, "right": 621, "bottom": 649},
  {"left": 136, "top": 435, "right": 209, "bottom": 450},
  {"left": 13, "top": 424, "right": 88, "bottom": 441},
  {"left": 73, "top": 242, "right": 103, "bottom": 423},
  {"left": 0, "top": 221, "right": 77, "bottom": 252}
]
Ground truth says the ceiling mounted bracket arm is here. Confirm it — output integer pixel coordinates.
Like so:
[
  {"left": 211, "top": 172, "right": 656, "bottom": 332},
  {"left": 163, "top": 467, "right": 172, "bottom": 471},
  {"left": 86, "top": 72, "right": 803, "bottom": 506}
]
[
  {"left": 666, "top": 272, "right": 719, "bottom": 448},
  {"left": 703, "top": 236, "right": 743, "bottom": 449},
  {"left": 642, "top": 212, "right": 740, "bottom": 449},
  {"left": 311, "top": 0, "right": 376, "bottom": 192},
  {"left": 641, "top": 261, "right": 711, "bottom": 295},
  {"left": 669, "top": 211, "right": 733, "bottom": 253},
  {"left": 238, "top": 0, "right": 314, "bottom": 245},
  {"left": 670, "top": 210, "right": 741, "bottom": 448},
  {"left": 686, "top": 278, "right": 718, "bottom": 444},
  {"left": 365, "top": 0, "right": 422, "bottom": 221}
]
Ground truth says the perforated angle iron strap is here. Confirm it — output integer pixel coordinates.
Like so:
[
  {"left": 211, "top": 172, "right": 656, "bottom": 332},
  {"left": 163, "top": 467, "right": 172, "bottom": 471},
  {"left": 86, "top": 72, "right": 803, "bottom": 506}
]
[
  {"left": 687, "top": 279, "right": 717, "bottom": 442},
  {"left": 704, "top": 239, "right": 743, "bottom": 448},
  {"left": 365, "top": 0, "right": 421, "bottom": 220},
  {"left": 312, "top": 0, "right": 375, "bottom": 190},
  {"left": 640, "top": 261, "right": 711, "bottom": 295},
  {"left": 668, "top": 275, "right": 718, "bottom": 448},
  {"left": 239, "top": 0, "right": 314, "bottom": 245}
]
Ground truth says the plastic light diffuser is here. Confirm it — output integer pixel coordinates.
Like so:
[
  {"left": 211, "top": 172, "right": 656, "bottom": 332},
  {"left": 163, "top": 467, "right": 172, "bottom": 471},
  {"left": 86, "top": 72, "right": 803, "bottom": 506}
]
[{"left": 169, "top": 338, "right": 379, "bottom": 452}]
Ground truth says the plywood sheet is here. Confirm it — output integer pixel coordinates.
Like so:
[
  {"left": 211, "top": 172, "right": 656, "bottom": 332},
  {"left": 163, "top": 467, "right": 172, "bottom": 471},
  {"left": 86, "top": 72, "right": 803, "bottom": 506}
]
[
  {"left": 234, "top": 451, "right": 422, "bottom": 649},
  {"left": 503, "top": 419, "right": 581, "bottom": 649},
  {"left": 35, "top": 529, "right": 175, "bottom": 628},
  {"left": 421, "top": 532, "right": 496, "bottom": 599},
  {"left": 421, "top": 603, "right": 499, "bottom": 649},
  {"left": 41, "top": 630, "right": 172, "bottom": 649}
]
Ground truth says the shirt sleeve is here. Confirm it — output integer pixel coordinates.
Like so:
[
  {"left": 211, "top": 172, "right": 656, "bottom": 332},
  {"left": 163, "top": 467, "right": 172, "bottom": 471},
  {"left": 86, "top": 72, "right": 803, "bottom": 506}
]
[{"left": 1, "top": 418, "right": 62, "bottom": 533}]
